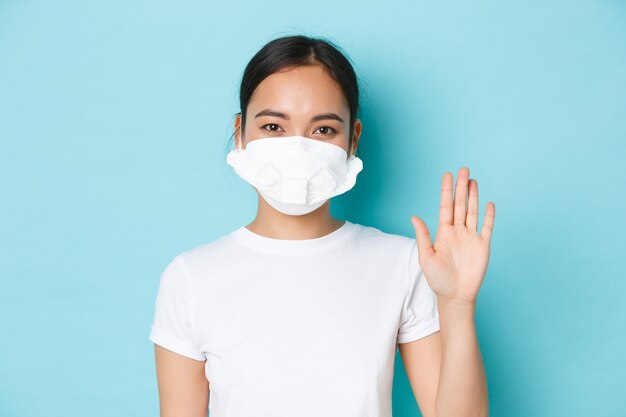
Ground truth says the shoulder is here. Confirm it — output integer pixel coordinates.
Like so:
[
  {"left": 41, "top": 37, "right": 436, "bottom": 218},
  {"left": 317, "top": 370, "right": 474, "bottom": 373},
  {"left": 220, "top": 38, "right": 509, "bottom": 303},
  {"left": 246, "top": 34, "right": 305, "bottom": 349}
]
[
  {"left": 350, "top": 222, "right": 416, "bottom": 255},
  {"left": 171, "top": 228, "right": 241, "bottom": 270}
]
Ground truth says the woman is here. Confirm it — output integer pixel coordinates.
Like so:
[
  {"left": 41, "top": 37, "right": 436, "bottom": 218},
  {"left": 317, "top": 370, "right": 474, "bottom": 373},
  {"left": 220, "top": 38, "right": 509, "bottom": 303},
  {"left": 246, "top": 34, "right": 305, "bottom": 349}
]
[{"left": 149, "top": 34, "right": 494, "bottom": 417}]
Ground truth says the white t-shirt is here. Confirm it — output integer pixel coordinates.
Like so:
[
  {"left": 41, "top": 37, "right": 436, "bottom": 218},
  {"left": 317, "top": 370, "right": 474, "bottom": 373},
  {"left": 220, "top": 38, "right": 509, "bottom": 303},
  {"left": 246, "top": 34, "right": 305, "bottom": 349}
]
[{"left": 149, "top": 220, "right": 440, "bottom": 417}]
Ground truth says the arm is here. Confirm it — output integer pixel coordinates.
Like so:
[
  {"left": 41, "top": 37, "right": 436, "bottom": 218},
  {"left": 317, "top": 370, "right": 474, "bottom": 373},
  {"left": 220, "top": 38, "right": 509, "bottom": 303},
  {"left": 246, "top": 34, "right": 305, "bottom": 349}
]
[
  {"left": 434, "top": 297, "right": 487, "bottom": 417},
  {"left": 398, "top": 298, "right": 487, "bottom": 417},
  {"left": 154, "top": 344, "right": 209, "bottom": 417},
  {"left": 403, "top": 166, "right": 495, "bottom": 417},
  {"left": 398, "top": 332, "right": 442, "bottom": 417},
  {"left": 150, "top": 255, "right": 210, "bottom": 416}
]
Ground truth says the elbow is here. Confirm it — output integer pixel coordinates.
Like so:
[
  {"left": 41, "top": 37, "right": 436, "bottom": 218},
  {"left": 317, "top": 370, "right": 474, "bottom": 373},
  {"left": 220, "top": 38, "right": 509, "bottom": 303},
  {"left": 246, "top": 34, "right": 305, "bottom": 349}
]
[{"left": 435, "top": 403, "right": 489, "bottom": 417}]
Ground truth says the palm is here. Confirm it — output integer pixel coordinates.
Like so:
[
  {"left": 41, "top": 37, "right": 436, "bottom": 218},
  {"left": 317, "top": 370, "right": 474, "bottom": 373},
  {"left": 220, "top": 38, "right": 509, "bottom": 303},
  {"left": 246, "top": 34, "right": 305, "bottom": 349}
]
[{"left": 411, "top": 167, "right": 495, "bottom": 304}]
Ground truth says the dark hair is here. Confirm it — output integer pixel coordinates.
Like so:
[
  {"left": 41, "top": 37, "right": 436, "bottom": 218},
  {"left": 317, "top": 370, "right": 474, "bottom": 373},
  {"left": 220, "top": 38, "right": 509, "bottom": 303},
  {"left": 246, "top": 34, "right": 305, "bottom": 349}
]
[{"left": 230, "top": 34, "right": 362, "bottom": 155}]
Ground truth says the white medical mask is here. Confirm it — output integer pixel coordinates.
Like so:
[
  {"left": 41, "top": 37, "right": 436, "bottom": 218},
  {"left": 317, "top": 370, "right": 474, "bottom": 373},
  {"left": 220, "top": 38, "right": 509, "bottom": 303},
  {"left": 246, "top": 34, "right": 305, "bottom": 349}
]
[{"left": 226, "top": 135, "right": 363, "bottom": 216}]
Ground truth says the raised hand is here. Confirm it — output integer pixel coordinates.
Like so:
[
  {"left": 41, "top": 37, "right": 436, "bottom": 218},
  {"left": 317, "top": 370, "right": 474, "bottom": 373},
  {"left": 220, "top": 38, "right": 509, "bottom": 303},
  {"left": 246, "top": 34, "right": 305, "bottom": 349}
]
[{"left": 410, "top": 167, "right": 495, "bottom": 305}]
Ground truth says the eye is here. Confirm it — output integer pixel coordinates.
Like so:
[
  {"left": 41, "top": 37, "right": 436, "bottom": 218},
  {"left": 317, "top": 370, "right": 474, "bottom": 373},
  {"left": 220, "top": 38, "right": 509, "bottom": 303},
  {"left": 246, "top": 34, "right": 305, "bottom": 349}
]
[
  {"left": 261, "top": 123, "right": 283, "bottom": 133},
  {"left": 314, "top": 126, "right": 337, "bottom": 136}
]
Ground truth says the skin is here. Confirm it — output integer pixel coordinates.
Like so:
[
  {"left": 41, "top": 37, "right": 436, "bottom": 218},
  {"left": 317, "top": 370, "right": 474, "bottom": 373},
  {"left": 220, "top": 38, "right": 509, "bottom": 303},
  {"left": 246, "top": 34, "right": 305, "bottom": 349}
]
[
  {"left": 235, "top": 64, "right": 363, "bottom": 239},
  {"left": 153, "top": 64, "right": 494, "bottom": 417},
  {"left": 402, "top": 169, "right": 493, "bottom": 417}
]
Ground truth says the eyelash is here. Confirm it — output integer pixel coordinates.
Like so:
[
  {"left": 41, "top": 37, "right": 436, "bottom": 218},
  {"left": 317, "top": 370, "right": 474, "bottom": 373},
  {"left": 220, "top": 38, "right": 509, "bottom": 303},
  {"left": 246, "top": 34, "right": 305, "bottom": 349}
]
[{"left": 261, "top": 123, "right": 337, "bottom": 136}]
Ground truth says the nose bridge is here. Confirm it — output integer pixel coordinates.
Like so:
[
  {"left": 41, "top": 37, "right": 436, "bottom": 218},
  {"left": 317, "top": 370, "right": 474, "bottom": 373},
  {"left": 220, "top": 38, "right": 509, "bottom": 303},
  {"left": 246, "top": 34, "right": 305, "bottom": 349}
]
[
  {"left": 288, "top": 127, "right": 310, "bottom": 138},
  {"left": 288, "top": 115, "right": 313, "bottom": 138}
]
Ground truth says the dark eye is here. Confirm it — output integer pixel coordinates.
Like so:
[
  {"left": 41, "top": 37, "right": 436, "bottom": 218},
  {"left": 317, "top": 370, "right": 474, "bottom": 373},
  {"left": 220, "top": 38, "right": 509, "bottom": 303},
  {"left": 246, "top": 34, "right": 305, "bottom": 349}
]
[
  {"left": 315, "top": 126, "right": 337, "bottom": 136},
  {"left": 261, "top": 123, "right": 283, "bottom": 133}
]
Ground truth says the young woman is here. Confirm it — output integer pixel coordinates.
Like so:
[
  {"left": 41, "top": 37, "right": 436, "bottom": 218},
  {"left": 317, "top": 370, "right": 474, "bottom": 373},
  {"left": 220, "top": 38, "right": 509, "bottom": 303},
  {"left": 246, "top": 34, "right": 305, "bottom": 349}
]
[{"left": 149, "top": 34, "right": 494, "bottom": 417}]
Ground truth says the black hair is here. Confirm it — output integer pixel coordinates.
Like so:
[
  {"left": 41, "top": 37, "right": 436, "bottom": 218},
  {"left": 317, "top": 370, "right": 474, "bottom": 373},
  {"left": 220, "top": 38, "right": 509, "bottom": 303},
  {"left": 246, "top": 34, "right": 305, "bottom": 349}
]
[{"left": 230, "top": 34, "right": 362, "bottom": 155}]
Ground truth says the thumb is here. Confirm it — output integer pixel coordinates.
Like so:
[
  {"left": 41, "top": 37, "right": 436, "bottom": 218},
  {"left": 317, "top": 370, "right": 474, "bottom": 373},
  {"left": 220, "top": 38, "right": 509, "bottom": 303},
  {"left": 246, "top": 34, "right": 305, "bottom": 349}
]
[{"left": 410, "top": 215, "right": 434, "bottom": 259}]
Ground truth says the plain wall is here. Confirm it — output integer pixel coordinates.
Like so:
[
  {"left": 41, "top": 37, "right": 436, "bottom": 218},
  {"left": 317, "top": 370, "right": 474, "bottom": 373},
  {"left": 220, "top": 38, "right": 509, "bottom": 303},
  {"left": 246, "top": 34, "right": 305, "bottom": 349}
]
[{"left": 1, "top": 1, "right": 624, "bottom": 416}]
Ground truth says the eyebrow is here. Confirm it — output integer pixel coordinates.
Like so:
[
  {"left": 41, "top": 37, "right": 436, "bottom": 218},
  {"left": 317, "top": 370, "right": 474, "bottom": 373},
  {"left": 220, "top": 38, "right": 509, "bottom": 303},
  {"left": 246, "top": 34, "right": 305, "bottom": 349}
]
[{"left": 254, "top": 108, "right": 345, "bottom": 123}]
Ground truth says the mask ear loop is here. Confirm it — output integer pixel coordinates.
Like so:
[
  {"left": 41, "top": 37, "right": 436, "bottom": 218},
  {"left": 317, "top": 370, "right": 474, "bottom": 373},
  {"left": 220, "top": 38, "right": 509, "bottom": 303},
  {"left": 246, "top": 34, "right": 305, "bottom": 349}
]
[
  {"left": 347, "top": 133, "right": 353, "bottom": 159},
  {"left": 237, "top": 119, "right": 243, "bottom": 151}
]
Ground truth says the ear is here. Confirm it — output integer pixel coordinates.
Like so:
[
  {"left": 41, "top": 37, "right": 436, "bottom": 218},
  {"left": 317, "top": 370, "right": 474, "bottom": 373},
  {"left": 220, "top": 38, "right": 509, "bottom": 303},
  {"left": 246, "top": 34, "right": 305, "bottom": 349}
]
[{"left": 234, "top": 113, "right": 243, "bottom": 149}]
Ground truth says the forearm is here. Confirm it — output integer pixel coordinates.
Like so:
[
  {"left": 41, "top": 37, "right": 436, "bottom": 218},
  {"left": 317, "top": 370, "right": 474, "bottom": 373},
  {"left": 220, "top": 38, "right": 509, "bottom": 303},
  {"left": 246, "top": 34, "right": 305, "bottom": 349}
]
[{"left": 434, "top": 296, "right": 489, "bottom": 417}]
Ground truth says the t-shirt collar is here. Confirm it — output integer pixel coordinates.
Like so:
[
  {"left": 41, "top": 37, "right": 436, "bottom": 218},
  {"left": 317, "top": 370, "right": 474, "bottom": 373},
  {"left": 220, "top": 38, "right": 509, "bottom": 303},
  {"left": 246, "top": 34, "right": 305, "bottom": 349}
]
[{"left": 230, "top": 220, "right": 358, "bottom": 255}]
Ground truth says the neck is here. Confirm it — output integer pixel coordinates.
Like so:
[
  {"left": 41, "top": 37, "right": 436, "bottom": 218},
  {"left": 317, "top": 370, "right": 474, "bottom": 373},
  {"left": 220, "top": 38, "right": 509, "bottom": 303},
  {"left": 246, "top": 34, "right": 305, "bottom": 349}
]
[{"left": 245, "top": 195, "right": 345, "bottom": 240}]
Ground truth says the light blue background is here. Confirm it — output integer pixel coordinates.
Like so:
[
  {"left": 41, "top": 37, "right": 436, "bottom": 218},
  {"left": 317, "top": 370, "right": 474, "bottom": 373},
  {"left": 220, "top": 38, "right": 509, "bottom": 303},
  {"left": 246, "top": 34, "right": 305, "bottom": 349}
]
[{"left": 1, "top": 1, "right": 624, "bottom": 416}]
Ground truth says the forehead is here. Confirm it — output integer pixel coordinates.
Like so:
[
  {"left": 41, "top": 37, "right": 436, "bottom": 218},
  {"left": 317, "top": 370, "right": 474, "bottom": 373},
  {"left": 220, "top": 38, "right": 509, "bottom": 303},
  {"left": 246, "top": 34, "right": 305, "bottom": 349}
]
[{"left": 247, "top": 65, "right": 349, "bottom": 119}]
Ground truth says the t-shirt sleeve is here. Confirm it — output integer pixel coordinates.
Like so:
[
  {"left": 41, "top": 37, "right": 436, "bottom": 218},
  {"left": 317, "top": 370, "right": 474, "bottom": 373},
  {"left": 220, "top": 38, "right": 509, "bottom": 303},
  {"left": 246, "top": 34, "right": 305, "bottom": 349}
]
[
  {"left": 397, "top": 240, "right": 441, "bottom": 344},
  {"left": 149, "top": 255, "right": 205, "bottom": 361}
]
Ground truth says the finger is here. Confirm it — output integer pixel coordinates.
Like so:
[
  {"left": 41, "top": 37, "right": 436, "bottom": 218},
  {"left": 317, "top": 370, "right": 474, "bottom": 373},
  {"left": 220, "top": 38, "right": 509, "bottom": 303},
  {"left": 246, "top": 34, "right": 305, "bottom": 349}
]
[
  {"left": 480, "top": 201, "right": 496, "bottom": 241},
  {"left": 453, "top": 167, "right": 470, "bottom": 226},
  {"left": 439, "top": 172, "right": 454, "bottom": 227},
  {"left": 411, "top": 215, "right": 435, "bottom": 258},
  {"left": 467, "top": 179, "right": 479, "bottom": 232}
]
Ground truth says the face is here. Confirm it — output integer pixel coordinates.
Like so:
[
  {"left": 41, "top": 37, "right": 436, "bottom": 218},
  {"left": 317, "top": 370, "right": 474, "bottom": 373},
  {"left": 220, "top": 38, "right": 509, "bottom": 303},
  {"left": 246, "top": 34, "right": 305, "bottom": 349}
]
[{"left": 235, "top": 64, "right": 362, "bottom": 156}]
